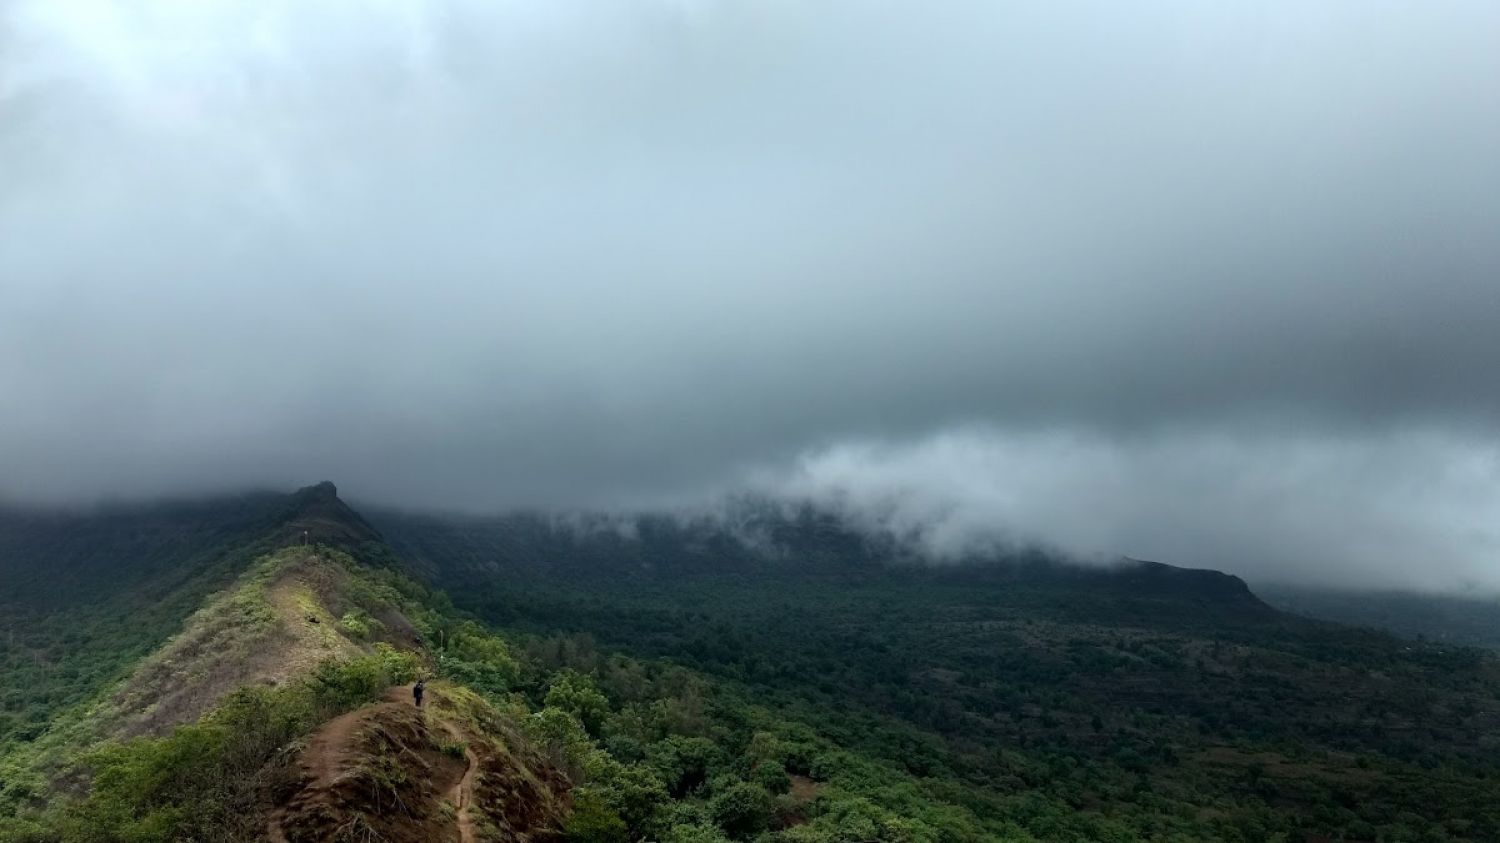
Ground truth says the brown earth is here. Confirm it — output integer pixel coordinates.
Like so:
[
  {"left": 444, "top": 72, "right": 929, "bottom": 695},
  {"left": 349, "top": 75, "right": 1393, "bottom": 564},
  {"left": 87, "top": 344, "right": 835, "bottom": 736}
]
[
  {"left": 266, "top": 686, "right": 569, "bottom": 843},
  {"left": 437, "top": 719, "right": 480, "bottom": 843},
  {"left": 777, "top": 774, "right": 826, "bottom": 828}
]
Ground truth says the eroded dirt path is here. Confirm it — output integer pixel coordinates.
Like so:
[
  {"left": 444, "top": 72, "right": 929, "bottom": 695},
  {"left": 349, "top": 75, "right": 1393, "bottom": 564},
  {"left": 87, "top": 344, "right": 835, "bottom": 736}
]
[
  {"left": 439, "top": 720, "right": 480, "bottom": 843},
  {"left": 304, "top": 699, "right": 398, "bottom": 788},
  {"left": 266, "top": 700, "right": 405, "bottom": 842},
  {"left": 401, "top": 685, "right": 479, "bottom": 843},
  {"left": 267, "top": 686, "right": 476, "bottom": 843}
]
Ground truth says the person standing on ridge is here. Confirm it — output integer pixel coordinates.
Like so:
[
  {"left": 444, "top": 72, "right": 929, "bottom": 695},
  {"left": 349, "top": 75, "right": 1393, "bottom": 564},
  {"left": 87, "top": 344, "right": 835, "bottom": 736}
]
[{"left": 413, "top": 678, "right": 426, "bottom": 708}]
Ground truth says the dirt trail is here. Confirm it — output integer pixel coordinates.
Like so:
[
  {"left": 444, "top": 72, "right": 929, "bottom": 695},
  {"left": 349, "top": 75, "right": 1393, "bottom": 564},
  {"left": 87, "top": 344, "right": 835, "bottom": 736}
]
[
  {"left": 395, "top": 686, "right": 480, "bottom": 843},
  {"left": 264, "top": 700, "right": 409, "bottom": 843},
  {"left": 304, "top": 699, "right": 399, "bottom": 789},
  {"left": 266, "top": 685, "right": 476, "bottom": 843},
  {"left": 439, "top": 720, "right": 480, "bottom": 843}
]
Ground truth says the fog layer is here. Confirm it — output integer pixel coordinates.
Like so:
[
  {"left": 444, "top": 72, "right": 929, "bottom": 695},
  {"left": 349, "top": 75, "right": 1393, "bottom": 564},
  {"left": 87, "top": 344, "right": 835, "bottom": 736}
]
[{"left": 3, "top": 2, "right": 1499, "bottom": 589}]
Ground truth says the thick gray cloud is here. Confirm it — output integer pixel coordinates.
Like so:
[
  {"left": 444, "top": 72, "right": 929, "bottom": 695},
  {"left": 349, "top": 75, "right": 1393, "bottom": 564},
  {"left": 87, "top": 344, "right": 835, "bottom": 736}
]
[
  {"left": 2, "top": 2, "right": 1499, "bottom": 589},
  {"left": 751, "top": 429, "right": 1500, "bottom": 592}
]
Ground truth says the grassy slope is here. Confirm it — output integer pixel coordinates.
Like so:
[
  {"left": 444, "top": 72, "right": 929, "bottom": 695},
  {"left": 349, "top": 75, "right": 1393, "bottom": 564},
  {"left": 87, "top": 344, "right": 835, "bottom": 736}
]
[
  {"left": 1, "top": 547, "right": 362, "bottom": 809},
  {"left": 0, "top": 543, "right": 436, "bottom": 838},
  {"left": 0, "top": 491, "right": 313, "bottom": 746}
]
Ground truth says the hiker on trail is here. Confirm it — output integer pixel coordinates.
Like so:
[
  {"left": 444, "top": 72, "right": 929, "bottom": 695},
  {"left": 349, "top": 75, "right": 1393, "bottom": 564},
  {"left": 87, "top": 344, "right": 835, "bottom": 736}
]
[{"left": 413, "top": 678, "right": 426, "bottom": 708}]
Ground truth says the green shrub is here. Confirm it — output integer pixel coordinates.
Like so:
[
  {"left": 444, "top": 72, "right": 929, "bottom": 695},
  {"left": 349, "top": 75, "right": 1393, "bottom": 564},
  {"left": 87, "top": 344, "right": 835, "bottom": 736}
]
[
  {"left": 709, "top": 782, "right": 774, "bottom": 840},
  {"left": 338, "top": 610, "right": 381, "bottom": 640},
  {"left": 661, "top": 822, "right": 733, "bottom": 843},
  {"left": 61, "top": 652, "right": 408, "bottom": 842},
  {"left": 586, "top": 758, "right": 670, "bottom": 838},
  {"left": 311, "top": 656, "right": 385, "bottom": 710},
  {"left": 565, "top": 787, "right": 629, "bottom": 843},
  {"left": 525, "top": 707, "right": 597, "bottom": 777},
  {"left": 752, "top": 760, "right": 792, "bottom": 795},
  {"left": 648, "top": 736, "right": 723, "bottom": 798},
  {"left": 374, "top": 642, "right": 421, "bottom": 684},
  {"left": 441, "top": 622, "right": 521, "bottom": 695}
]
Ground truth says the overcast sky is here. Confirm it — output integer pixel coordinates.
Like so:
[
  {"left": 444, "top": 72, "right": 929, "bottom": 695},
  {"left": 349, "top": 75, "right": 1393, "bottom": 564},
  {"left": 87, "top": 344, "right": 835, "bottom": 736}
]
[{"left": 3, "top": 1, "right": 1499, "bottom": 590}]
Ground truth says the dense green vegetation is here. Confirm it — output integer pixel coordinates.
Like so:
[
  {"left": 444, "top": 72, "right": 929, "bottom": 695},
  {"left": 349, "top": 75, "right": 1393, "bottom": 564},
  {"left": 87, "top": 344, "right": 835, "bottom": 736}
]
[
  {"left": 377, "top": 507, "right": 1500, "bottom": 842},
  {"left": 6, "top": 489, "right": 1500, "bottom": 842},
  {"left": 0, "top": 541, "right": 425, "bottom": 840},
  {"left": 367, "top": 543, "right": 1031, "bottom": 840},
  {"left": 1, "top": 540, "right": 1015, "bottom": 841},
  {"left": 2, "top": 649, "right": 420, "bottom": 842}
]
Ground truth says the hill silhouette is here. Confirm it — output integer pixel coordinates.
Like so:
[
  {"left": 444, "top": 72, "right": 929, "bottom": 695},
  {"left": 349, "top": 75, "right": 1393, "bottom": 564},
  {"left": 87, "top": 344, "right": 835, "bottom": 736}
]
[
  {"left": 282, "top": 481, "right": 384, "bottom": 548},
  {"left": 371, "top": 502, "right": 1273, "bottom": 616}
]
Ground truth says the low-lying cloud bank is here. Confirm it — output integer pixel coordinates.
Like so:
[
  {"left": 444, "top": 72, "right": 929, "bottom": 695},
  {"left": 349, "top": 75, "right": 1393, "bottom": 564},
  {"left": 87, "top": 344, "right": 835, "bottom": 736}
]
[
  {"left": 3, "top": 2, "right": 1499, "bottom": 592},
  {"left": 746, "top": 428, "right": 1500, "bottom": 593}
]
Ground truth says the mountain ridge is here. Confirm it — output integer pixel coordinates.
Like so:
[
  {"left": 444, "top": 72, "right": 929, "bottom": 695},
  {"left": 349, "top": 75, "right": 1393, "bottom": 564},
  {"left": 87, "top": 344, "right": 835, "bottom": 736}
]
[
  {"left": 1, "top": 496, "right": 575, "bottom": 842},
  {"left": 368, "top": 502, "right": 1274, "bottom": 614},
  {"left": 6, "top": 483, "right": 1500, "bottom": 842}
]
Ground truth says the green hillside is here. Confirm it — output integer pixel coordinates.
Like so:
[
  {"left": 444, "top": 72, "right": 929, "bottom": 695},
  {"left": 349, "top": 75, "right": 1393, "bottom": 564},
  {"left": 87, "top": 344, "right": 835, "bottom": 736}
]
[
  {"left": 0, "top": 489, "right": 305, "bottom": 746},
  {"left": 375, "top": 505, "right": 1500, "bottom": 842},
  {"left": 1258, "top": 584, "right": 1500, "bottom": 651},
  {"left": 3, "top": 487, "right": 1500, "bottom": 841},
  {"left": 0, "top": 487, "right": 1020, "bottom": 840}
]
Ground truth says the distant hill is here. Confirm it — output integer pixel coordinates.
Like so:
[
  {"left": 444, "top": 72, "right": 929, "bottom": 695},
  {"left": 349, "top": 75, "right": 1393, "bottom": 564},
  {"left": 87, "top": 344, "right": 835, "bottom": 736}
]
[
  {"left": 369, "top": 501, "right": 1272, "bottom": 618},
  {"left": 1259, "top": 583, "right": 1500, "bottom": 650},
  {"left": 0, "top": 489, "right": 286, "bottom": 607}
]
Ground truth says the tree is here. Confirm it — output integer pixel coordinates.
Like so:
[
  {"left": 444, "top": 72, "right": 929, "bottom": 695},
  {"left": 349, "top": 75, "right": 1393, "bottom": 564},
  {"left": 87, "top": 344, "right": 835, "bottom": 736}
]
[
  {"left": 709, "top": 782, "right": 774, "bottom": 840},
  {"left": 547, "top": 670, "right": 611, "bottom": 736},
  {"left": 442, "top": 622, "right": 520, "bottom": 693},
  {"left": 752, "top": 760, "right": 792, "bottom": 795},
  {"left": 649, "top": 736, "right": 723, "bottom": 798},
  {"left": 588, "top": 759, "right": 670, "bottom": 838},
  {"left": 662, "top": 823, "right": 733, "bottom": 843},
  {"left": 565, "top": 789, "right": 629, "bottom": 843}
]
